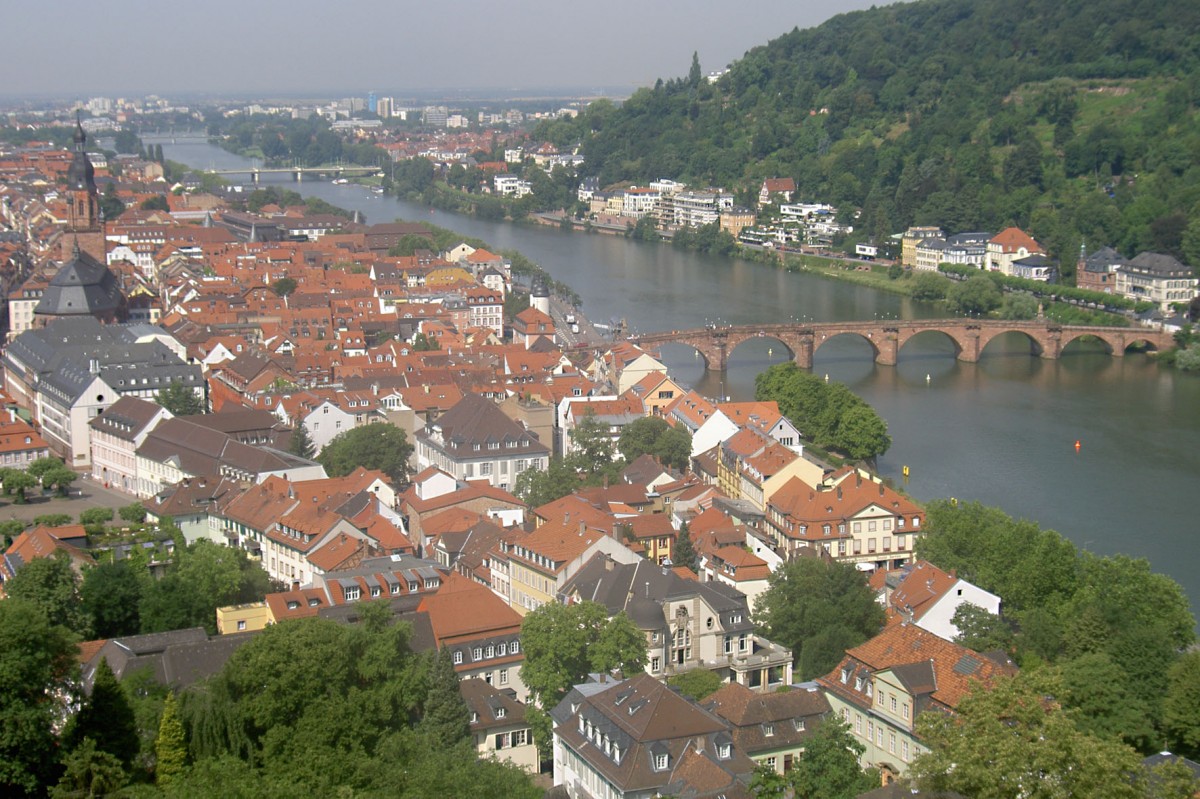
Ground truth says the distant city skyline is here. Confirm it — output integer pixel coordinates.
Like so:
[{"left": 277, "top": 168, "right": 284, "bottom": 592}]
[{"left": 5, "top": 0, "right": 884, "bottom": 99}]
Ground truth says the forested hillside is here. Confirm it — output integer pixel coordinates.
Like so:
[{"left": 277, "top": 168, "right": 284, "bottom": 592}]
[{"left": 536, "top": 0, "right": 1200, "bottom": 280}]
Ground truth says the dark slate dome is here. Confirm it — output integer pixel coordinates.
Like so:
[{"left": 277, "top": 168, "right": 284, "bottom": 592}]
[
  {"left": 66, "top": 116, "right": 95, "bottom": 191},
  {"left": 34, "top": 246, "right": 124, "bottom": 319}
]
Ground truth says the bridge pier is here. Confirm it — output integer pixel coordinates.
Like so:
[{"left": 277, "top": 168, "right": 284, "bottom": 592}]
[
  {"left": 793, "top": 334, "right": 814, "bottom": 369},
  {"left": 251, "top": 169, "right": 259, "bottom": 184},
  {"left": 875, "top": 328, "right": 900, "bottom": 366},
  {"left": 957, "top": 326, "right": 981, "bottom": 363}
]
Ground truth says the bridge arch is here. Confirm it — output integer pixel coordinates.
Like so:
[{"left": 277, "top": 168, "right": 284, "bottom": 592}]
[
  {"left": 811, "top": 330, "right": 882, "bottom": 363},
  {"left": 725, "top": 333, "right": 797, "bottom": 365},
  {"left": 894, "top": 328, "right": 964, "bottom": 360},
  {"left": 975, "top": 327, "right": 1047, "bottom": 360}
]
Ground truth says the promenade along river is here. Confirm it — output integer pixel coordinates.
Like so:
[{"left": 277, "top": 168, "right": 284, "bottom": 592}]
[{"left": 156, "top": 137, "right": 1200, "bottom": 621}]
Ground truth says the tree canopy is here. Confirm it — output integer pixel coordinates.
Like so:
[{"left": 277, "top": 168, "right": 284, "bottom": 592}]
[
  {"left": 755, "top": 362, "right": 891, "bottom": 461},
  {"left": 316, "top": 423, "right": 413, "bottom": 484},
  {"left": 154, "top": 381, "right": 205, "bottom": 416},
  {"left": 754, "top": 556, "right": 885, "bottom": 680}
]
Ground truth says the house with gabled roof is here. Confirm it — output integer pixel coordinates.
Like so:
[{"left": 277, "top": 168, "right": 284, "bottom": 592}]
[
  {"left": 562, "top": 555, "right": 792, "bottom": 691},
  {"left": 872, "top": 560, "right": 1001, "bottom": 642},
  {"left": 461, "top": 678, "right": 538, "bottom": 773},
  {"left": 551, "top": 672, "right": 757, "bottom": 799},
  {"left": 985, "top": 227, "right": 1043, "bottom": 276},
  {"left": 418, "top": 572, "right": 527, "bottom": 700},
  {"left": 817, "top": 622, "right": 1017, "bottom": 782},
  {"left": 91, "top": 397, "right": 172, "bottom": 494},
  {"left": 415, "top": 392, "right": 549, "bottom": 492},
  {"left": 765, "top": 468, "right": 925, "bottom": 572},
  {"left": 705, "top": 681, "right": 829, "bottom": 775}
]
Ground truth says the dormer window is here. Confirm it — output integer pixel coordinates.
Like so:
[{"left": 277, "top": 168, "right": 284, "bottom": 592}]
[
  {"left": 763, "top": 723, "right": 774, "bottom": 737},
  {"left": 453, "top": 651, "right": 463, "bottom": 665},
  {"left": 717, "top": 742, "right": 731, "bottom": 759},
  {"left": 841, "top": 667, "right": 851, "bottom": 684},
  {"left": 496, "top": 707, "right": 506, "bottom": 719},
  {"left": 653, "top": 753, "right": 668, "bottom": 771}
]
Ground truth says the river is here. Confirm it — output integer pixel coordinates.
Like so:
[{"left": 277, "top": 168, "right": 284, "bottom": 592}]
[{"left": 153, "top": 137, "right": 1200, "bottom": 621}]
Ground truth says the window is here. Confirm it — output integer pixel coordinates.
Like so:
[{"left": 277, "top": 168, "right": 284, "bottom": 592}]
[
  {"left": 840, "top": 667, "right": 851, "bottom": 684},
  {"left": 453, "top": 651, "right": 463, "bottom": 665},
  {"left": 485, "top": 645, "right": 495, "bottom": 659},
  {"left": 480, "top": 462, "right": 493, "bottom": 476},
  {"left": 891, "top": 695, "right": 897, "bottom": 712},
  {"left": 654, "top": 753, "right": 668, "bottom": 771},
  {"left": 854, "top": 715, "right": 862, "bottom": 734},
  {"left": 497, "top": 642, "right": 506, "bottom": 656},
  {"left": 902, "top": 703, "right": 909, "bottom": 720},
  {"left": 499, "top": 668, "right": 508, "bottom": 685},
  {"left": 236, "top": 620, "right": 246, "bottom": 631},
  {"left": 868, "top": 520, "right": 877, "bottom": 532},
  {"left": 496, "top": 707, "right": 506, "bottom": 719},
  {"left": 717, "top": 743, "right": 731, "bottom": 759},
  {"left": 765, "top": 756, "right": 777, "bottom": 770},
  {"left": 651, "top": 656, "right": 660, "bottom": 671},
  {"left": 903, "top": 740, "right": 910, "bottom": 761},
  {"left": 511, "top": 640, "right": 519, "bottom": 654},
  {"left": 512, "top": 729, "right": 527, "bottom": 746},
  {"left": 371, "top": 586, "right": 381, "bottom": 597},
  {"left": 473, "top": 647, "right": 483, "bottom": 661},
  {"left": 763, "top": 723, "right": 774, "bottom": 737},
  {"left": 345, "top": 586, "right": 360, "bottom": 601}
]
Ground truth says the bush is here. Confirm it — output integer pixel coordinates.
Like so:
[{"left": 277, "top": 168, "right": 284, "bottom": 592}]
[
  {"left": 80, "top": 507, "right": 116, "bottom": 527},
  {"left": 33, "top": 513, "right": 72, "bottom": 527}
]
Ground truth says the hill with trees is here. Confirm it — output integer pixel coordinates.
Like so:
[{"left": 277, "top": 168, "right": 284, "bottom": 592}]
[{"left": 536, "top": 0, "right": 1200, "bottom": 281}]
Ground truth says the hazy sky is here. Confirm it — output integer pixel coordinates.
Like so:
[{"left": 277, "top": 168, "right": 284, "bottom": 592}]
[{"left": 8, "top": 0, "right": 883, "bottom": 99}]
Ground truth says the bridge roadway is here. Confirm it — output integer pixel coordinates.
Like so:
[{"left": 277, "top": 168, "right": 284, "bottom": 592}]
[
  {"left": 203, "top": 165, "right": 383, "bottom": 183},
  {"left": 630, "top": 319, "right": 1175, "bottom": 371}
]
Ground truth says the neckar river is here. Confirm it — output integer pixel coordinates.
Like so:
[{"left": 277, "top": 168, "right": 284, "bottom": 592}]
[{"left": 156, "top": 138, "right": 1200, "bottom": 621}]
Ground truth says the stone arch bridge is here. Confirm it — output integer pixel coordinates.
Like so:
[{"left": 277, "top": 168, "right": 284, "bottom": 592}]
[{"left": 630, "top": 319, "right": 1174, "bottom": 372}]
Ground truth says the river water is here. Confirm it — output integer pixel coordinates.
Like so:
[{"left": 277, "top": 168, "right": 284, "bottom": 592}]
[{"left": 154, "top": 138, "right": 1200, "bottom": 621}]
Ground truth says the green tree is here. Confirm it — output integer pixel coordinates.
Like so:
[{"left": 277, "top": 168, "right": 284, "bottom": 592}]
[
  {"left": 140, "top": 195, "right": 170, "bottom": 212},
  {"left": 1059, "top": 652, "right": 1156, "bottom": 752},
  {"left": 33, "top": 513, "right": 73, "bottom": 527},
  {"left": 80, "top": 506, "right": 115, "bottom": 528},
  {"left": 752, "top": 715, "right": 877, "bottom": 799},
  {"left": 65, "top": 658, "right": 139, "bottom": 768},
  {"left": 946, "top": 273, "right": 1003, "bottom": 315},
  {"left": 520, "top": 601, "right": 647, "bottom": 710},
  {"left": 139, "top": 540, "right": 274, "bottom": 635},
  {"left": 836, "top": 402, "right": 892, "bottom": 461},
  {"left": 1000, "top": 292, "right": 1039, "bottom": 320},
  {"left": 412, "top": 332, "right": 440, "bottom": 351},
  {"left": 287, "top": 423, "right": 315, "bottom": 459},
  {"left": 316, "top": 423, "right": 413, "bottom": 484},
  {"left": 5, "top": 552, "right": 90, "bottom": 635},
  {"left": 81, "top": 560, "right": 145, "bottom": 638},
  {"left": 271, "top": 277, "right": 298, "bottom": 297},
  {"left": 667, "top": 668, "right": 722, "bottom": 700},
  {"left": 417, "top": 648, "right": 470, "bottom": 749},
  {"left": 39, "top": 464, "right": 78, "bottom": 498},
  {"left": 514, "top": 459, "right": 580, "bottom": 508},
  {"left": 155, "top": 381, "right": 205, "bottom": 415},
  {"left": 99, "top": 183, "right": 125, "bottom": 221},
  {"left": 1164, "top": 651, "right": 1200, "bottom": 759},
  {"left": 0, "top": 599, "right": 78, "bottom": 795},
  {"left": 387, "top": 233, "right": 435, "bottom": 256},
  {"left": 0, "top": 467, "right": 38, "bottom": 503},
  {"left": 155, "top": 692, "right": 187, "bottom": 786},
  {"left": 0, "top": 519, "right": 24, "bottom": 548},
  {"left": 118, "top": 502, "right": 147, "bottom": 524},
  {"left": 951, "top": 602, "right": 1014, "bottom": 653},
  {"left": 618, "top": 416, "right": 669, "bottom": 461},
  {"left": 51, "top": 737, "right": 128, "bottom": 799},
  {"left": 754, "top": 557, "right": 884, "bottom": 680},
  {"left": 672, "top": 521, "right": 699, "bottom": 572},
  {"left": 912, "top": 670, "right": 1147, "bottom": 799},
  {"left": 911, "top": 271, "right": 951, "bottom": 301},
  {"left": 568, "top": 412, "right": 618, "bottom": 472}
]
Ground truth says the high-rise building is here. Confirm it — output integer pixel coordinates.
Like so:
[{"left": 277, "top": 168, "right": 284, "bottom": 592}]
[
  {"left": 376, "top": 97, "right": 392, "bottom": 119},
  {"left": 367, "top": 91, "right": 377, "bottom": 113}
]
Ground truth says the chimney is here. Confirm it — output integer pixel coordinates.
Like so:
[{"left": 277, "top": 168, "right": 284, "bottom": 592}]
[
  {"left": 605, "top": 554, "right": 614, "bottom": 571},
  {"left": 292, "top": 581, "right": 300, "bottom": 591}
]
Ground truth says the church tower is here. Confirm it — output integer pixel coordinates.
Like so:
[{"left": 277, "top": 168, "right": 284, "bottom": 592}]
[{"left": 60, "top": 113, "right": 106, "bottom": 263}]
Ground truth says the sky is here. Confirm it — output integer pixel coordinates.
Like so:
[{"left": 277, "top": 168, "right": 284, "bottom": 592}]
[{"left": 6, "top": 0, "right": 884, "bottom": 99}]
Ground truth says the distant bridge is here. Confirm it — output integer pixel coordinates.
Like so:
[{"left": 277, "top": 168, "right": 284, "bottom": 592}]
[
  {"left": 203, "top": 165, "right": 383, "bottom": 183},
  {"left": 631, "top": 319, "right": 1174, "bottom": 371}
]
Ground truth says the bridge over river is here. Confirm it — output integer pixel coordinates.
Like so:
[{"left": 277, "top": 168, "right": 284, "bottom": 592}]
[{"left": 631, "top": 319, "right": 1175, "bottom": 371}]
